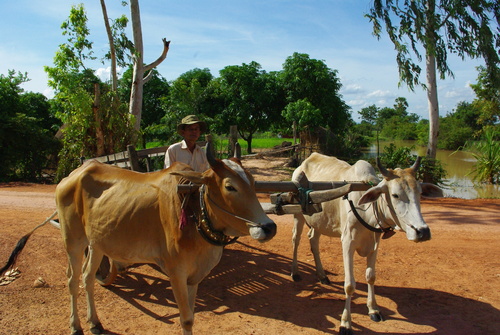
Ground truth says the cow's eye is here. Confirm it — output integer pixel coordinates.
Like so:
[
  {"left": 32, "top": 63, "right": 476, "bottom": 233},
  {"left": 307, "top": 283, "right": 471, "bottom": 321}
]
[
  {"left": 225, "top": 185, "right": 237, "bottom": 192},
  {"left": 392, "top": 194, "right": 399, "bottom": 199}
]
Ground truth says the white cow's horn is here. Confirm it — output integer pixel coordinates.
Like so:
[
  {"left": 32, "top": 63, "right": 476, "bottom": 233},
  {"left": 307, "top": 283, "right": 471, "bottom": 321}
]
[
  {"left": 410, "top": 156, "right": 422, "bottom": 172},
  {"left": 376, "top": 157, "right": 390, "bottom": 178}
]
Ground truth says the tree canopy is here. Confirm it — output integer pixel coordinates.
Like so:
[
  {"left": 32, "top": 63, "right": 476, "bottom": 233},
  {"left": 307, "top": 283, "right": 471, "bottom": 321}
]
[
  {"left": 217, "top": 61, "right": 284, "bottom": 153},
  {"left": 0, "top": 71, "right": 60, "bottom": 181},
  {"left": 366, "top": 0, "right": 500, "bottom": 165},
  {"left": 280, "top": 53, "right": 350, "bottom": 133}
]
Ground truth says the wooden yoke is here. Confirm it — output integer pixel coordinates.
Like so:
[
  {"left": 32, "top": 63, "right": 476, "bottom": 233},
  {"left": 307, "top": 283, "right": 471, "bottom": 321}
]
[
  {"left": 271, "top": 172, "right": 353, "bottom": 215},
  {"left": 177, "top": 172, "right": 369, "bottom": 216}
]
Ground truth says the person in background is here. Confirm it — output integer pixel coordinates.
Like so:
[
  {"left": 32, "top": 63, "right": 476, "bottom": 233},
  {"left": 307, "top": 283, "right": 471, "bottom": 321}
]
[{"left": 164, "top": 115, "right": 209, "bottom": 172}]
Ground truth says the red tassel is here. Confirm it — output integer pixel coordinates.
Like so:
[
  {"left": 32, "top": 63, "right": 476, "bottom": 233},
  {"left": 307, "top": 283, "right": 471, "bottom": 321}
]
[{"left": 179, "top": 208, "right": 188, "bottom": 230}]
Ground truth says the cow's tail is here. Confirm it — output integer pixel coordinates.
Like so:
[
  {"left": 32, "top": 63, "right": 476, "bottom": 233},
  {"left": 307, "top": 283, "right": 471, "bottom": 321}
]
[{"left": 0, "top": 210, "right": 58, "bottom": 276}]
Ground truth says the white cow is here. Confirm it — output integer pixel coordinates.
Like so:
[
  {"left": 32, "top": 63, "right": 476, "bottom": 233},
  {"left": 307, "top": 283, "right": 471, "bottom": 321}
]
[{"left": 290, "top": 153, "right": 443, "bottom": 335}]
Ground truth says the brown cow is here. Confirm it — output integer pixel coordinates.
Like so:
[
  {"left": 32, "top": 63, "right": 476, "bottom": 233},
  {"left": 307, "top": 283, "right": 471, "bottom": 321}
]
[{"left": 53, "top": 144, "right": 276, "bottom": 335}]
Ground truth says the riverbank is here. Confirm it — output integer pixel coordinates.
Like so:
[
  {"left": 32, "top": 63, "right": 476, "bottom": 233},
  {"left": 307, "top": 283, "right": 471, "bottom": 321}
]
[{"left": 363, "top": 140, "right": 499, "bottom": 199}]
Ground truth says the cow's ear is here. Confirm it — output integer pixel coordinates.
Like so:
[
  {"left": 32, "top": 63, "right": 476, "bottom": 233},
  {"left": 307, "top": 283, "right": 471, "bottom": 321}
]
[
  {"left": 358, "top": 186, "right": 384, "bottom": 205},
  {"left": 170, "top": 171, "right": 206, "bottom": 185},
  {"left": 421, "top": 183, "right": 444, "bottom": 198}
]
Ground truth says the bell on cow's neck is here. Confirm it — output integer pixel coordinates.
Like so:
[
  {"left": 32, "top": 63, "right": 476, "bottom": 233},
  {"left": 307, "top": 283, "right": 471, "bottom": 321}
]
[{"left": 382, "top": 230, "right": 396, "bottom": 239}]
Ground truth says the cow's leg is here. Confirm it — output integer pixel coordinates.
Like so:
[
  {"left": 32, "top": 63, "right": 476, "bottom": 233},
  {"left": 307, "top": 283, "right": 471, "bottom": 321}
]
[
  {"left": 170, "top": 275, "right": 195, "bottom": 335},
  {"left": 63, "top": 236, "right": 86, "bottom": 335},
  {"left": 340, "top": 239, "right": 356, "bottom": 335},
  {"left": 187, "top": 283, "right": 199, "bottom": 319},
  {"left": 291, "top": 213, "right": 305, "bottom": 281},
  {"left": 82, "top": 246, "right": 105, "bottom": 334},
  {"left": 366, "top": 249, "right": 383, "bottom": 322},
  {"left": 308, "top": 227, "right": 330, "bottom": 284}
]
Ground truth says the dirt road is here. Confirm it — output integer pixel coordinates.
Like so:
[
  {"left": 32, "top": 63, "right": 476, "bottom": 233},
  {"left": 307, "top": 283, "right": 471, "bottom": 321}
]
[{"left": 0, "top": 158, "right": 499, "bottom": 334}]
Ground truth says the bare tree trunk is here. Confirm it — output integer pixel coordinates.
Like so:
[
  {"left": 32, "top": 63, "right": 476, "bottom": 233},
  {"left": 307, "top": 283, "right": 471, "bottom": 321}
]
[
  {"left": 129, "top": 0, "right": 144, "bottom": 132},
  {"left": 425, "top": 0, "right": 439, "bottom": 160},
  {"left": 426, "top": 52, "right": 439, "bottom": 159},
  {"left": 100, "top": 0, "right": 117, "bottom": 91},
  {"left": 93, "top": 83, "right": 105, "bottom": 156},
  {"left": 129, "top": 0, "right": 170, "bottom": 133}
]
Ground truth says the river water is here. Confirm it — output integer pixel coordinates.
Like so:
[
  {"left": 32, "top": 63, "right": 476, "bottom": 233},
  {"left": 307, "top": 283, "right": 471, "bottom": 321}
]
[{"left": 362, "top": 141, "right": 499, "bottom": 199}]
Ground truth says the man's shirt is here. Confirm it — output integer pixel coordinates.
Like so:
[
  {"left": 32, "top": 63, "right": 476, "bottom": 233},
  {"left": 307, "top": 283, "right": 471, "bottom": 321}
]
[{"left": 164, "top": 140, "right": 209, "bottom": 172}]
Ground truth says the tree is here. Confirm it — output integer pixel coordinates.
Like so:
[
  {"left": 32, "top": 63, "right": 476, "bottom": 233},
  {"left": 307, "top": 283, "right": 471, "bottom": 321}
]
[
  {"left": 128, "top": 0, "right": 170, "bottom": 132},
  {"left": 166, "top": 68, "right": 214, "bottom": 117},
  {"left": 453, "top": 101, "right": 483, "bottom": 133},
  {"left": 359, "top": 104, "right": 380, "bottom": 128},
  {"left": 438, "top": 114, "right": 474, "bottom": 149},
  {"left": 280, "top": 53, "right": 350, "bottom": 133},
  {"left": 282, "top": 99, "right": 323, "bottom": 131},
  {"left": 279, "top": 53, "right": 352, "bottom": 156},
  {"left": 217, "top": 62, "right": 284, "bottom": 153},
  {"left": 155, "top": 68, "right": 218, "bottom": 146},
  {"left": 45, "top": 4, "right": 133, "bottom": 180},
  {"left": 470, "top": 66, "right": 500, "bottom": 127},
  {"left": 393, "top": 97, "right": 409, "bottom": 116},
  {"left": 381, "top": 115, "right": 418, "bottom": 140},
  {"left": 367, "top": 0, "right": 500, "bottom": 162},
  {"left": 119, "top": 66, "right": 169, "bottom": 144},
  {"left": 0, "top": 71, "right": 60, "bottom": 181},
  {"left": 100, "top": 0, "right": 118, "bottom": 91},
  {"left": 359, "top": 98, "right": 420, "bottom": 141},
  {"left": 357, "top": 105, "right": 381, "bottom": 143}
]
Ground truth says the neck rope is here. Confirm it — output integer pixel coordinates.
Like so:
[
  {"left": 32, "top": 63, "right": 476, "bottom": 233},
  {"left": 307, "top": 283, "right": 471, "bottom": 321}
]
[
  {"left": 343, "top": 194, "right": 397, "bottom": 239},
  {"left": 198, "top": 184, "right": 261, "bottom": 246}
]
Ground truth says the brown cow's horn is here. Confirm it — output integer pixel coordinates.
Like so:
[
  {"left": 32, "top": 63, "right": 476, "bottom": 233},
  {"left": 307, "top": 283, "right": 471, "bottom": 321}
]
[
  {"left": 376, "top": 157, "right": 390, "bottom": 177},
  {"left": 206, "top": 141, "right": 217, "bottom": 167},
  {"left": 234, "top": 142, "right": 241, "bottom": 159},
  {"left": 411, "top": 156, "right": 422, "bottom": 172}
]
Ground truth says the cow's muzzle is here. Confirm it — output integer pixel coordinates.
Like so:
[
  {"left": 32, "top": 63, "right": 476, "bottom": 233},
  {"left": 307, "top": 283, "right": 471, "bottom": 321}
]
[
  {"left": 410, "top": 225, "right": 431, "bottom": 242},
  {"left": 249, "top": 221, "right": 277, "bottom": 242}
]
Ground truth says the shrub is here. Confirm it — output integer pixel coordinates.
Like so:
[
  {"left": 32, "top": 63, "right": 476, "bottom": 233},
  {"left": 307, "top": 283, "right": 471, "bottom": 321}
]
[
  {"left": 379, "top": 143, "right": 446, "bottom": 185},
  {"left": 467, "top": 129, "right": 500, "bottom": 184}
]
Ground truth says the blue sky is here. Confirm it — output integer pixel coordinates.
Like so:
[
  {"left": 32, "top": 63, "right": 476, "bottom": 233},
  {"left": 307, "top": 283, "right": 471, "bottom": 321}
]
[{"left": 1, "top": 0, "right": 484, "bottom": 121}]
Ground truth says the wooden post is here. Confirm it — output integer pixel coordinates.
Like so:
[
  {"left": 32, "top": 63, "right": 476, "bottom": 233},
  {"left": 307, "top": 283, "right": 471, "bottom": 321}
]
[
  {"left": 228, "top": 125, "right": 238, "bottom": 157},
  {"left": 293, "top": 120, "right": 297, "bottom": 145},
  {"left": 127, "top": 144, "right": 141, "bottom": 171}
]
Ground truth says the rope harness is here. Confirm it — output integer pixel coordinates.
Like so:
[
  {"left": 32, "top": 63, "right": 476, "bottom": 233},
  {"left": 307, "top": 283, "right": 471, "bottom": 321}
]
[
  {"left": 343, "top": 194, "right": 396, "bottom": 239},
  {"left": 197, "top": 184, "right": 265, "bottom": 246}
]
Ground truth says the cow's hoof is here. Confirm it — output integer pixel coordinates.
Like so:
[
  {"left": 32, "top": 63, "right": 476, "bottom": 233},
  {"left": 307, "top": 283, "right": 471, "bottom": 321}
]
[
  {"left": 319, "top": 276, "right": 331, "bottom": 285},
  {"left": 90, "top": 323, "right": 105, "bottom": 334},
  {"left": 339, "top": 326, "right": 353, "bottom": 335},
  {"left": 292, "top": 273, "right": 302, "bottom": 282},
  {"left": 369, "top": 312, "right": 384, "bottom": 322},
  {"left": 71, "top": 331, "right": 84, "bottom": 335}
]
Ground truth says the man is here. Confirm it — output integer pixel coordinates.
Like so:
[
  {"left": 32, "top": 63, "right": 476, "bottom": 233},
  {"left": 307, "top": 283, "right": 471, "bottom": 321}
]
[{"left": 164, "top": 115, "right": 209, "bottom": 172}]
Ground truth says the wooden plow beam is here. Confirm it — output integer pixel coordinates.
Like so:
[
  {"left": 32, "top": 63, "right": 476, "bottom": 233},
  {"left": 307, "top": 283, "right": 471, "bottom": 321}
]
[{"left": 177, "top": 172, "right": 373, "bottom": 216}]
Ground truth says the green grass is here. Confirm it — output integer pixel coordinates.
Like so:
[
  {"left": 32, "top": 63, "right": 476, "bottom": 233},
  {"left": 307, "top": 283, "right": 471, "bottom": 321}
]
[
  {"left": 147, "top": 137, "right": 293, "bottom": 152},
  {"left": 221, "top": 138, "right": 291, "bottom": 150}
]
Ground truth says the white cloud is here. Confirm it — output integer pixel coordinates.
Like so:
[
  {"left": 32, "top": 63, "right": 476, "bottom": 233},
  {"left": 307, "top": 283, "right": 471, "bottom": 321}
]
[
  {"left": 94, "top": 66, "right": 124, "bottom": 82},
  {"left": 444, "top": 90, "right": 460, "bottom": 98},
  {"left": 367, "top": 90, "right": 394, "bottom": 99},
  {"left": 342, "top": 84, "right": 364, "bottom": 94},
  {"left": 347, "top": 99, "right": 367, "bottom": 107},
  {"left": 43, "top": 87, "right": 55, "bottom": 99}
]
